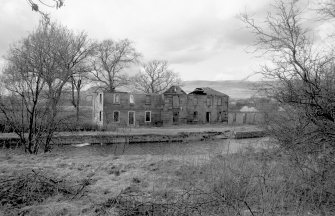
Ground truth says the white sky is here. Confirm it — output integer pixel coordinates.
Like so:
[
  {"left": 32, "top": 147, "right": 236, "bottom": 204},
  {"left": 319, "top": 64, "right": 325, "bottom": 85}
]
[{"left": 0, "top": 0, "right": 329, "bottom": 81}]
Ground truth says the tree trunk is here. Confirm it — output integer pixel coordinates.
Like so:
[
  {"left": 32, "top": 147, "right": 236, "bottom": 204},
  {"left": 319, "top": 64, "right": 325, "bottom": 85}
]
[
  {"left": 76, "top": 80, "right": 81, "bottom": 124},
  {"left": 76, "top": 89, "right": 80, "bottom": 124}
]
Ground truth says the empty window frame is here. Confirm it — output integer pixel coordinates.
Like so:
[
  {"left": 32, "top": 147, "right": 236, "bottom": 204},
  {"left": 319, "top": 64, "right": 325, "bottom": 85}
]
[
  {"left": 164, "top": 96, "right": 170, "bottom": 104},
  {"left": 217, "top": 97, "right": 222, "bottom": 105},
  {"left": 129, "top": 94, "right": 134, "bottom": 104},
  {"left": 206, "top": 96, "right": 212, "bottom": 106},
  {"left": 206, "top": 112, "right": 211, "bottom": 123},
  {"left": 113, "top": 111, "right": 120, "bottom": 122},
  {"left": 173, "top": 96, "right": 180, "bottom": 108},
  {"left": 128, "top": 111, "right": 135, "bottom": 125},
  {"left": 145, "top": 95, "right": 151, "bottom": 105},
  {"left": 218, "top": 111, "right": 222, "bottom": 121},
  {"left": 193, "top": 96, "right": 198, "bottom": 105},
  {"left": 114, "top": 94, "right": 120, "bottom": 104},
  {"left": 145, "top": 111, "right": 151, "bottom": 122},
  {"left": 99, "top": 93, "right": 102, "bottom": 104}
]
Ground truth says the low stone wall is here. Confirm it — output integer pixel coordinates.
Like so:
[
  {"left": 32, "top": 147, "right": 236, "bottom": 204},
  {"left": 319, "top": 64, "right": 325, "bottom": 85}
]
[{"left": 228, "top": 112, "right": 265, "bottom": 125}]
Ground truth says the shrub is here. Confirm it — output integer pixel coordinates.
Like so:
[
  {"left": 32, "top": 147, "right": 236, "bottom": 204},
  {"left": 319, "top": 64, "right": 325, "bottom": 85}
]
[
  {"left": 0, "top": 170, "right": 91, "bottom": 215},
  {"left": 94, "top": 148, "right": 335, "bottom": 216}
]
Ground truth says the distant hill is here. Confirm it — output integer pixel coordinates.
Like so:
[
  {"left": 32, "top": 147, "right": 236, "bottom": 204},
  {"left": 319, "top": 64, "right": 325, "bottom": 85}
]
[
  {"left": 85, "top": 80, "right": 262, "bottom": 99},
  {"left": 182, "top": 80, "right": 260, "bottom": 99}
]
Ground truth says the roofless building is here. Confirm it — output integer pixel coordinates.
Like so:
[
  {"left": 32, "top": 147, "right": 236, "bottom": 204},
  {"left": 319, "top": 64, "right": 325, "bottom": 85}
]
[{"left": 92, "top": 86, "right": 229, "bottom": 127}]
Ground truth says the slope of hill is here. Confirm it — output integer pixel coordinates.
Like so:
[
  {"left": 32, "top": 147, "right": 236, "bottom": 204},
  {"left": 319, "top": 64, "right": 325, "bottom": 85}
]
[
  {"left": 85, "top": 80, "right": 262, "bottom": 99},
  {"left": 182, "top": 80, "right": 260, "bottom": 99}
]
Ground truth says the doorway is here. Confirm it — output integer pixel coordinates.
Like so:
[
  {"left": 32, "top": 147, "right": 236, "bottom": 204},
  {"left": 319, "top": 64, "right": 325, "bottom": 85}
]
[
  {"left": 173, "top": 111, "right": 179, "bottom": 124},
  {"left": 206, "top": 112, "right": 211, "bottom": 123},
  {"left": 218, "top": 111, "right": 222, "bottom": 122},
  {"left": 128, "top": 111, "right": 135, "bottom": 126}
]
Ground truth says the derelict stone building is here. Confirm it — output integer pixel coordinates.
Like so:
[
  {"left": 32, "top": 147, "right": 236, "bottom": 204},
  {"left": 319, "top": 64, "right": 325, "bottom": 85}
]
[{"left": 92, "top": 86, "right": 229, "bottom": 127}]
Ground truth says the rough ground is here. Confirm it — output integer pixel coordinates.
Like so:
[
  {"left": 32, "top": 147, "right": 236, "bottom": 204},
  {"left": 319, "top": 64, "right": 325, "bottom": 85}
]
[
  {"left": 0, "top": 150, "right": 213, "bottom": 215},
  {"left": 0, "top": 136, "right": 267, "bottom": 215}
]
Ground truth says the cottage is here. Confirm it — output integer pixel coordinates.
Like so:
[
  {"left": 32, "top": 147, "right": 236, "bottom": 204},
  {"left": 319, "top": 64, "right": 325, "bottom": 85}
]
[{"left": 92, "top": 86, "right": 229, "bottom": 127}]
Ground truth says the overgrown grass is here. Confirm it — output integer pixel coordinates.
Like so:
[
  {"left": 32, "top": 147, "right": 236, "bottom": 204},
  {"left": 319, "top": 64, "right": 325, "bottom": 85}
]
[
  {"left": 94, "top": 147, "right": 335, "bottom": 216},
  {"left": 1, "top": 142, "right": 334, "bottom": 216},
  {"left": 0, "top": 169, "right": 91, "bottom": 215}
]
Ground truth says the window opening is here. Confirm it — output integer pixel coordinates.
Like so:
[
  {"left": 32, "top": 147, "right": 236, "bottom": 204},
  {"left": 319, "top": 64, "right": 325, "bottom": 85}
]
[
  {"left": 113, "top": 111, "right": 120, "bottom": 122},
  {"left": 145, "top": 95, "right": 151, "bottom": 105},
  {"left": 130, "top": 94, "right": 134, "bottom": 104},
  {"left": 145, "top": 111, "right": 151, "bottom": 122},
  {"left": 114, "top": 94, "right": 120, "bottom": 104}
]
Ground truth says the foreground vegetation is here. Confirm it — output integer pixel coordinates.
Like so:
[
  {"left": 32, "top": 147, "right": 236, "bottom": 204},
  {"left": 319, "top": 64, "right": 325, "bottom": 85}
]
[{"left": 1, "top": 140, "right": 334, "bottom": 216}]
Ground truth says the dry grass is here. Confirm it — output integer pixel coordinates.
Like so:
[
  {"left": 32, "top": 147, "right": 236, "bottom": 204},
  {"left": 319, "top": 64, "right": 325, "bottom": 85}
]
[
  {"left": 1, "top": 139, "right": 333, "bottom": 215},
  {"left": 0, "top": 146, "right": 213, "bottom": 215}
]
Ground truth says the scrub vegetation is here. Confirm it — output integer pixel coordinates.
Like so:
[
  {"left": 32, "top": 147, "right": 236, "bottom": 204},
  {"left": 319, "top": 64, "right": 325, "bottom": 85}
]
[{"left": 1, "top": 139, "right": 334, "bottom": 216}]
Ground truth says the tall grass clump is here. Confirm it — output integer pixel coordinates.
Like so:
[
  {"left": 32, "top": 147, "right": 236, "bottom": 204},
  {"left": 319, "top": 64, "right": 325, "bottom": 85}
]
[{"left": 94, "top": 145, "right": 335, "bottom": 216}]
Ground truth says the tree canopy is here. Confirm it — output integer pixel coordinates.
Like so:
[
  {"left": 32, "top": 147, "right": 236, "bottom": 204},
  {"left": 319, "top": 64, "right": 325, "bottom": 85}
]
[{"left": 132, "top": 60, "right": 182, "bottom": 94}]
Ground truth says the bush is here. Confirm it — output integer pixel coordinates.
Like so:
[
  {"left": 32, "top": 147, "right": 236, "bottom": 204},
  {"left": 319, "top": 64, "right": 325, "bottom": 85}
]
[
  {"left": 0, "top": 170, "right": 91, "bottom": 215},
  {"left": 94, "top": 148, "right": 335, "bottom": 216}
]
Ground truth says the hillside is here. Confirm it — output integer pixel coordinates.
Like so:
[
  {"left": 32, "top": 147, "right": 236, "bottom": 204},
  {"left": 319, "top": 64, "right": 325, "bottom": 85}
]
[
  {"left": 182, "top": 80, "right": 260, "bottom": 99},
  {"left": 85, "top": 80, "right": 262, "bottom": 99}
]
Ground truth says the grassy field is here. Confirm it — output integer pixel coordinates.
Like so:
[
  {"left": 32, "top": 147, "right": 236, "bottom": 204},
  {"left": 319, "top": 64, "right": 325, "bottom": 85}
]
[
  {"left": 0, "top": 138, "right": 268, "bottom": 216},
  {"left": 0, "top": 137, "right": 332, "bottom": 216}
]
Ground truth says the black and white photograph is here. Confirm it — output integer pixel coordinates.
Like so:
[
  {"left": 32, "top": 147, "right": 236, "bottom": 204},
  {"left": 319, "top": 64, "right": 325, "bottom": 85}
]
[{"left": 0, "top": 0, "right": 334, "bottom": 215}]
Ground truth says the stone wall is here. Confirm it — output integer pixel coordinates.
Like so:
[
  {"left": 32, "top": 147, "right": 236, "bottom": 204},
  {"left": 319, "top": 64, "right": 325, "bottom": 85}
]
[
  {"left": 185, "top": 95, "right": 228, "bottom": 124},
  {"left": 161, "top": 93, "right": 188, "bottom": 125},
  {"left": 228, "top": 112, "right": 265, "bottom": 125},
  {"left": 92, "top": 87, "right": 229, "bottom": 127},
  {"left": 92, "top": 91, "right": 104, "bottom": 126},
  {"left": 102, "top": 92, "right": 163, "bottom": 127}
]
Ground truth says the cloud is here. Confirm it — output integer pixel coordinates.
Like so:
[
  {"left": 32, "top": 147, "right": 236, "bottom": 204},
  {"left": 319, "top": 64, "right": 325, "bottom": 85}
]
[
  {"left": 0, "top": 0, "right": 270, "bottom": 81},
  {"left": 146, "top": 17, "right": 257, "bottom": 65},
  {"left": 0, "top": 1, "right": 39, "bottom": 58}
]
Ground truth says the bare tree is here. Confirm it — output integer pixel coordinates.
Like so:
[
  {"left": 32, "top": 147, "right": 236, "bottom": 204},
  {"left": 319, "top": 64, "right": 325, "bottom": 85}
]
[
  {"left": 241, "top": 0, "right": 335, "bottom": 126},
  {"left": 68, "top": 70, "right": 90, "bottom": 124},
  {"left": 131, "top": 60, "right": 182, "bottom": 94},
  {"left": 0, "top": 20, "right": 93, "bottom": 153},
  {"left": 241, "top": 1, "right": 335, "bottom": 214},
  {"left": 65, "top": 39, "right": 94, "bottom": 125},
  {"left": 90, "top": 39, "right": 140, "bottom": 92},
  {"left": 1, "top": 23, "right": 50, "bottom": 153},
  {"left": 41, "top": 23, "right": 94, "bottom": 150},
  {"left": 318, "top": 0, "right": 335, "bottom": 18}
]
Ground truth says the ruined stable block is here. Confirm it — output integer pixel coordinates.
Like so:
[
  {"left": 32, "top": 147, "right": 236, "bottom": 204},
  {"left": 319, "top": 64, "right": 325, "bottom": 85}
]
[{"left": 92, "top": 86, "right": 229, "bottom": 127}]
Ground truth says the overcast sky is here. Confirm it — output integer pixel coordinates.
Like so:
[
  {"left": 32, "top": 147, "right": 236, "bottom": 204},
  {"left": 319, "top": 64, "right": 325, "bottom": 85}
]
[{"left": 0, "top": 0, "right": 328, "bottom": 81}]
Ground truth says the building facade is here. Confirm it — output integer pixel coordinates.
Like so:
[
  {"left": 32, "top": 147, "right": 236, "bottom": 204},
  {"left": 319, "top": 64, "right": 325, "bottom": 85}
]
[{"left": 92, "top": 86, "right": 229, "bottom": 127}]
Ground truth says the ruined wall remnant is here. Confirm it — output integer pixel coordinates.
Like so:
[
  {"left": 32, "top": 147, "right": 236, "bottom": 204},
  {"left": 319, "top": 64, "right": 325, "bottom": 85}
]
[
  {"left": 92, "top": 91, "right": 104, "bottom": 126},
  {"left": 228, "top": 112, "right": 265, "bottom": 125}
]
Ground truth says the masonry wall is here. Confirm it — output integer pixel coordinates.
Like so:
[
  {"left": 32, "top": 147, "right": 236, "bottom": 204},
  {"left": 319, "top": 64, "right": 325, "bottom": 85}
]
[
  {"left": 228, "top": 112, "right": 265, "bottom": 125},
  {"left": 102, "top": 92, "right": 163, "bottom": 127},
  {"left": 92, "top": 91, "right": 104, "bottom": 126},
  {"left": 161, "top": 94, "right": 188, "bottom": 125},
  {"left": 92, "top": 89, "right": 229, "bottom": 127},
  {"left": 186, "top": 95, "right": 229, "bottom": 124}
]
